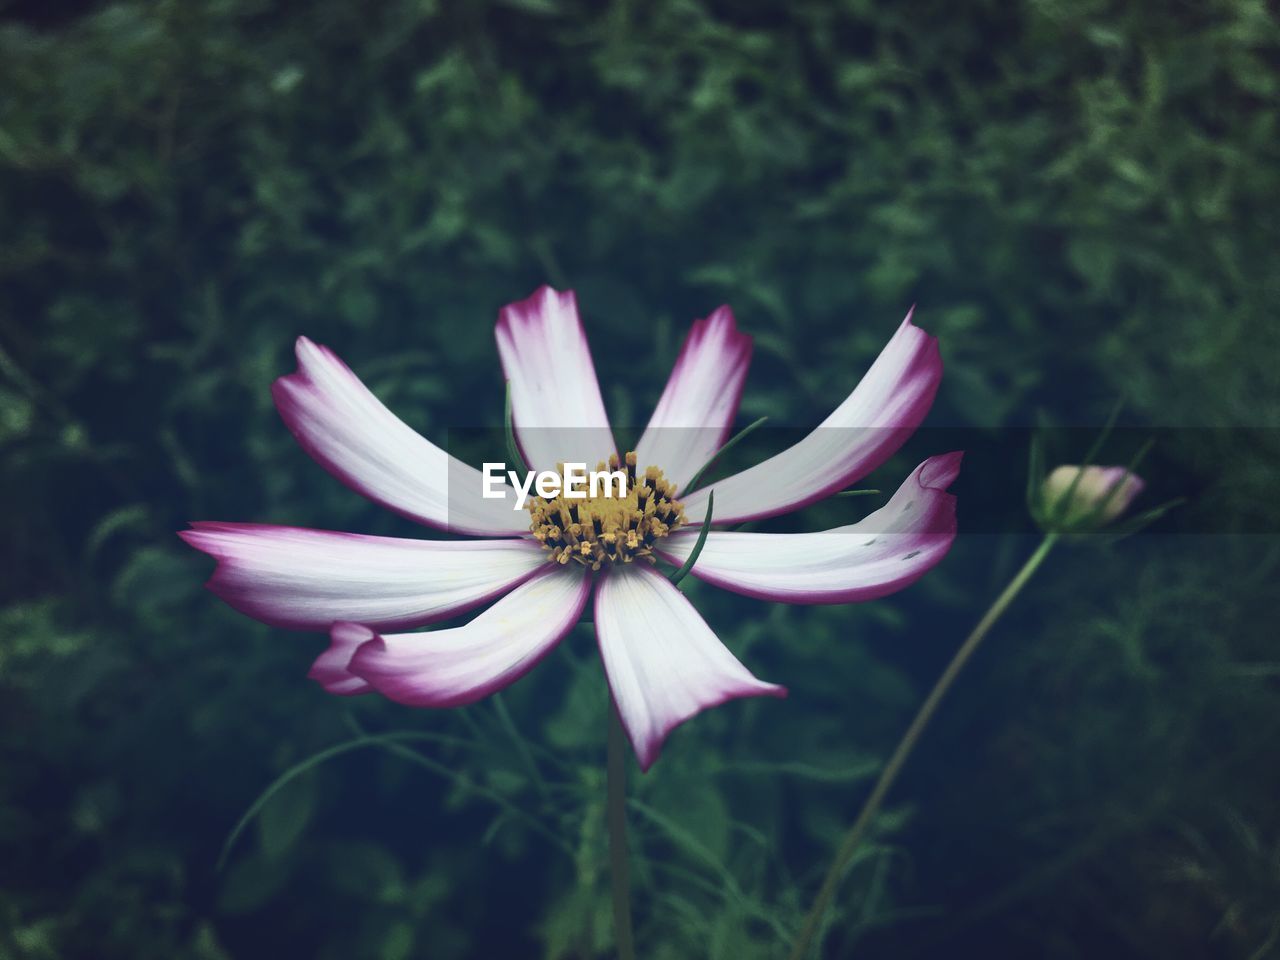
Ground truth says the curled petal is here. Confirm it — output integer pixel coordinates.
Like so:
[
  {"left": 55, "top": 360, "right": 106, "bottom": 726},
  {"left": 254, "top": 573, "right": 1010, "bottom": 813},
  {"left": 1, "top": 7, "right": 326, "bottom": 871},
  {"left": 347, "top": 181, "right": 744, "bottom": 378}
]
[
  {"left": 681, "top": 309, "right": 941, "bottom": 524},
  {"left": 179, "top": 523, "right": 545, "bottom": 631},
  {"left": 634, "top": 306, "right": 752, "bottom": 493},
  {"left": 345, "top": 566, "right": 590, "bottom": 708},
  {"left": 308, "top": 622, "right": 373, "bottom": 696},
  {"left": 594, "top": 564, "right": 785, "bottom": 771},
  {"left": 658, "top": 453, "right": 961, "bottom": 603},
  {"left": 495, "top": 286, "right": 617, "bottom": 472},
  {"left": 272, "top": 336, "right": 527, "bottom": 536}
]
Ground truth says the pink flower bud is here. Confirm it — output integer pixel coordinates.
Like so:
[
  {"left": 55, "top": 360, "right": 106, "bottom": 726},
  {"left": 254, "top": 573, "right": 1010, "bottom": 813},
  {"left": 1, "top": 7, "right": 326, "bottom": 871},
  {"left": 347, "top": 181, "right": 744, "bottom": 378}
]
[{"left": 1041, "top": 465, "right": 1145, "bottom": 530}]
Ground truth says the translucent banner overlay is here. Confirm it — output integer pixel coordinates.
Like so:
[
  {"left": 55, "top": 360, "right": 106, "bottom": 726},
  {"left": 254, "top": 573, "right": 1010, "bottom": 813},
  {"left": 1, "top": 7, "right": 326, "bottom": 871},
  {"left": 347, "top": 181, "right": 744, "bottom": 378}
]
[{"left": 436, "top": 427, "right": 1273, "bottom": 535}]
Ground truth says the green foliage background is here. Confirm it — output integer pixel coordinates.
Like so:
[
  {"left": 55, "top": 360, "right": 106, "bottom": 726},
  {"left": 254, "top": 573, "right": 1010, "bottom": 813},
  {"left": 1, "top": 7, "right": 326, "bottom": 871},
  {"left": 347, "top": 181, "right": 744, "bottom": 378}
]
[{"left": 1, "top": 0, "right": 1277, "bottom": 957}]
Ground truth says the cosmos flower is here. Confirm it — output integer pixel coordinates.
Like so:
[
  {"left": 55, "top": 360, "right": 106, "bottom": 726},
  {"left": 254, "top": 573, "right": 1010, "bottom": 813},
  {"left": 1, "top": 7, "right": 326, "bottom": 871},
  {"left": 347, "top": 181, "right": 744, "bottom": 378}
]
[{"left": 180, "top": 287, "right": 960, "bottom": 770}]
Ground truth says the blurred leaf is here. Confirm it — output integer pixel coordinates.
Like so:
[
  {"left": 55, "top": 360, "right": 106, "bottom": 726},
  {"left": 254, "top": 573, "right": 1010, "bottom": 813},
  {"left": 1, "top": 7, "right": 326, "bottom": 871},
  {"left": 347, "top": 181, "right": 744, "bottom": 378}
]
[{"left": 256, "top": 772, "right": 316, "bottom": 862}]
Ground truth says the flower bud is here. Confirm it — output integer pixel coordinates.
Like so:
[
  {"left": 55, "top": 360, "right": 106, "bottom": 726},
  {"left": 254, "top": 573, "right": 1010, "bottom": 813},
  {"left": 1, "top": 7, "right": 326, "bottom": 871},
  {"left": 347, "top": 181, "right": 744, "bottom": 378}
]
[{"left": 1040, "top": 465, "right": 1144, "bottom": 532}]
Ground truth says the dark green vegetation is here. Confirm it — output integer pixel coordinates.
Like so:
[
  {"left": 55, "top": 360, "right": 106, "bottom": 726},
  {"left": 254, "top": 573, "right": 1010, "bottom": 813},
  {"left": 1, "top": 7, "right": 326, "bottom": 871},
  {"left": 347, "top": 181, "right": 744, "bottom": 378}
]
[{"left": 2, "top": 1, "right": 1277, "bottom": 957}]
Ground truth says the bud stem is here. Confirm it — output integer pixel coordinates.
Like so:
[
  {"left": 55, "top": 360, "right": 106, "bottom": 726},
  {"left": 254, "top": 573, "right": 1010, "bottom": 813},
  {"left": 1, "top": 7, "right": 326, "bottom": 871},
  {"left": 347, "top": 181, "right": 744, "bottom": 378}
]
[{"left": 787, "top": 532, "right": 1060, "bottom": 960}]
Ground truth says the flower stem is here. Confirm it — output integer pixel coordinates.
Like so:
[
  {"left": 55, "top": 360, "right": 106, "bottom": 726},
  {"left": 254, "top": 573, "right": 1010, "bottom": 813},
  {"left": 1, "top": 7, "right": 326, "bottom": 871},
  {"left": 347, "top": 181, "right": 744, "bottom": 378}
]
[
  {"left": 787, "top": 533, "right": 1059, "bottom": 960},
  {"left": 607, "top": 697, "right": 636, "bottom": 960}
]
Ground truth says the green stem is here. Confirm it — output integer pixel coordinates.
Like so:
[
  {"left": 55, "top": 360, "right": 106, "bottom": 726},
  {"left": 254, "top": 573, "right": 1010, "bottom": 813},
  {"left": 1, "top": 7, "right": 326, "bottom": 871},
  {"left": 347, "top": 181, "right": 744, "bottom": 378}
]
[
  {"left": 607, "top": 698, "right": 637, "bottom": 960},
  {"left": 787, "top": 533, "right": 1059, "bottom": 960}
]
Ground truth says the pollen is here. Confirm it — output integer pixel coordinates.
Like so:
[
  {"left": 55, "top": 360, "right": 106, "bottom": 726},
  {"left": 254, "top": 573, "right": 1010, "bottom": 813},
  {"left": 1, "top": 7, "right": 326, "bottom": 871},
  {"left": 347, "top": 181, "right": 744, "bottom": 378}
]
[{"left": 527, "top": 452, "right": 686, "bottom": 570}]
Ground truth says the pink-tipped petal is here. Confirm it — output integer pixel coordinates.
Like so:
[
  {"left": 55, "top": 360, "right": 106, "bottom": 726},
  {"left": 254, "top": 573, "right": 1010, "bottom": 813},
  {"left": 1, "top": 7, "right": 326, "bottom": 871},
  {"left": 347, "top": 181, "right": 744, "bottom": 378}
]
[
  {"left": 634, "top": 306, "right": 753, "bottom": 494},
  {"left": 495, "top": 286, "right": 617, "bottom": 472},
  {"left": 272, "top": 336, "right": 528, "bottom": 536},
  {"left": 680, "top": 309, "right": 941, "bottom": 524},
  {"left": 593, "top": 564, "right": 786, "bottom": 772},
  {"left": 178, "top": 523, "right": 546, "bottom": 631},
  {"left": 347, "top": 566, "right": 590, "bottom": 708},
  {"left": 308, "top": 621, "right": 374, "bottom": 695},
  {"left": 657, "top": 453, "right": 961, "bottom": 603}
]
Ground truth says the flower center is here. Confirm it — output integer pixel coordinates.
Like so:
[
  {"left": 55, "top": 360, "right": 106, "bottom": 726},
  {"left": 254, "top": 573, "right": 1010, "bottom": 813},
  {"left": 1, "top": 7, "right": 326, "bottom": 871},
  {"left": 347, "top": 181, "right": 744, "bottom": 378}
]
[{"left": 527, "top": 451, "right": 686, "bottom": 569}]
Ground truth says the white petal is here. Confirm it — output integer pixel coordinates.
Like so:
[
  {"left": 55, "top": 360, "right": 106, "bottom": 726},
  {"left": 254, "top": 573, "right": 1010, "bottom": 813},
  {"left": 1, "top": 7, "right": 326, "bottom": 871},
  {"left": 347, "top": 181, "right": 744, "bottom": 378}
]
[
  {"left": 680, "top": 309, "right": 941, "bottom": 524},
  {"left": 634, "top": 305, "right": 753, "bottom": 493},
  {"left": 495, "top": 286, "right": 617, "bottom": 472},
  {"left": 658, "top": 453, "right": 961, "bottom": 603},
  {"left": 345, "top": 566, "right": 590, "bottom": 707},
  {"left": 273, "top": 336, "right": 527, "bottom": 536},
  {"left": 594, "top": 564, "right": 785, "bottom": 771},
  {"left": 180, "top": 523, "right": 546, "bottom": 631}
]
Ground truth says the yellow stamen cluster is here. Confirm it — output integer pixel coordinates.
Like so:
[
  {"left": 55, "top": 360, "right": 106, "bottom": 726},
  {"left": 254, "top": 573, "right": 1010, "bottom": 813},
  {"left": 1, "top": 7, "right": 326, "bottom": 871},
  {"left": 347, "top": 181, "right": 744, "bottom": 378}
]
[{"left": 527, "top": 452, "right": 686, "bottom": 570}]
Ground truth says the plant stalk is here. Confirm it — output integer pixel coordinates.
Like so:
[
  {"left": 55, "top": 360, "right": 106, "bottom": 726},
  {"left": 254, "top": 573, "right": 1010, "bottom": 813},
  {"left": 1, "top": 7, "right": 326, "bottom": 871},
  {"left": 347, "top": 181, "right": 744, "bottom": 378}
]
[
  {"left": 787, "top": 533, "right": 1059, "bottom": 960},
  {"left": 607, "top": 698, "right": 636, "bottom": 960}
]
